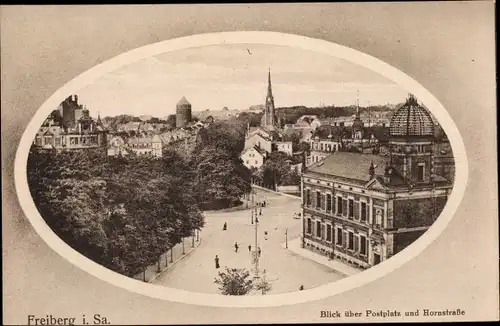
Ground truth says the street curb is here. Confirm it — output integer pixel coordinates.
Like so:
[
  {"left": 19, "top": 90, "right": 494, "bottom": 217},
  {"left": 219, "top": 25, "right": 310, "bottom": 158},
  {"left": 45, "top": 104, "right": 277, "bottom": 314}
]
[
  {"left": 148, "top": 239, "right": 202, "bottom": 284},
  {"left": 281, "top": 240, "right": 359, "bottom": 277},
  {"left": 252, "top": 185, "right": 301, "bottom": 200}
]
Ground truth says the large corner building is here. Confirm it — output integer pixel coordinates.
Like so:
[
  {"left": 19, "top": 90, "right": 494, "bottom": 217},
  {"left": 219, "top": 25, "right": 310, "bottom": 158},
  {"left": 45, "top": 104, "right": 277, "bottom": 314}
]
[{"left": 301, "top": 94, "right": 454, "bottom": 269}]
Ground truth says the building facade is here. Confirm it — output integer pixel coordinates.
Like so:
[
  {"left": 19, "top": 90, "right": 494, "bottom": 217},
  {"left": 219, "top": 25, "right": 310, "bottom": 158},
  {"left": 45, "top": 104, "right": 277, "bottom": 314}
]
[
  {"left": 34, "top": 96, "right": 108, "bottom": 151},
  {"left": 108, "top": 135, "right": 163, "bottom": 158},
  {"left": 301, "top": 95, "right": 454, "bottom": 269},
  {"left": 241, "top": 146, "right": 266, "bottom": 169}
]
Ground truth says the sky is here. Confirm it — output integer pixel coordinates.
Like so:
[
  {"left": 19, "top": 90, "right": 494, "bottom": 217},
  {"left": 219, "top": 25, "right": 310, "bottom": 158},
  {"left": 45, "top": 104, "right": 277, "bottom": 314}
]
[{"left": 76, "top": 43, "right": 409, "bottom": 118}]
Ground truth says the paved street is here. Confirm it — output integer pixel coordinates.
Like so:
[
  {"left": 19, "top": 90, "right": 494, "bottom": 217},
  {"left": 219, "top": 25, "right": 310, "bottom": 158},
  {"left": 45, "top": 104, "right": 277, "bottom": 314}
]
[{"left": 152, "top": 188, "right": 345, "bottom": 294}]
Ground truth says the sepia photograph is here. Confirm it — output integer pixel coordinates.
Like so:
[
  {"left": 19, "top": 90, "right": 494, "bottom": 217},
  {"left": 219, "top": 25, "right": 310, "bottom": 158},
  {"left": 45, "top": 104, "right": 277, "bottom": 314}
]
[
  {"left": 25, "top": 43, "right": 456, "bottom": 296},
  {"left": 2, "top": 3, "right": 498, "bottom": 325}
]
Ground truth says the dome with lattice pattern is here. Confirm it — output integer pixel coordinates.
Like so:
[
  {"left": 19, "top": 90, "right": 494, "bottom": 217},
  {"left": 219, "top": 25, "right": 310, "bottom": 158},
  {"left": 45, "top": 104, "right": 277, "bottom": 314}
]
[{"left": 389, "top": 94, "right": 435, "bottom": 138}]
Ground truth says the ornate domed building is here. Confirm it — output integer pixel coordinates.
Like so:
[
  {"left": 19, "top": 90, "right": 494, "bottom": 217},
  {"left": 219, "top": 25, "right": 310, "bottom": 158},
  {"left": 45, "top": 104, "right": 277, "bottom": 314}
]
[
  {"left": 389, "top": 94, "right": 435, "bottom": 138},
  {"left": 300, "top": 94, "right": 454, "bottom": 270},
  {"left": 389, "top": 94, "right": 437, "bottom": 185}
]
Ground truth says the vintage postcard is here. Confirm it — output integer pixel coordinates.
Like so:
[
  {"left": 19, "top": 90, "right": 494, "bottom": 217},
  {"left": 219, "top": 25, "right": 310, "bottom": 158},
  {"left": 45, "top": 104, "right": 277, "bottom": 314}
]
[{"left": 2, "top": 3, "right": 498, "bottom": 325}]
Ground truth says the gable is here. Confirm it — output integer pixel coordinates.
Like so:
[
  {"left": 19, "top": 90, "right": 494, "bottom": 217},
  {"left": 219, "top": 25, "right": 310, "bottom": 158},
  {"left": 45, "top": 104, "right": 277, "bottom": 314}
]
[
  {"left": 248, "top": 128, "right": 271, "bottom": 138},
  {"left": 242, "top": 147, "right": 264, "bottom": 158},
  {"left": 365, "top": 178, "right": 387, "bottom": 190},
  {"left": 248, "top": 133, "right": 270, "bottom": 143}
]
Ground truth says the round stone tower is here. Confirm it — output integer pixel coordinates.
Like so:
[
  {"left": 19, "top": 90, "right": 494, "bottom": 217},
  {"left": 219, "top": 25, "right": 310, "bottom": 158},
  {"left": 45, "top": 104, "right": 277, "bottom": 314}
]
[{"left": 176, "top": 96, "right": 192, "bottom": 128}]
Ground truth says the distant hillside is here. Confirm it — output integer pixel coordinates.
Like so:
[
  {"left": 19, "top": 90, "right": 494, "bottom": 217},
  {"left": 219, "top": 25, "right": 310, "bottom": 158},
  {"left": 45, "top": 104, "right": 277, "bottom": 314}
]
[
  {"left": 276, "top": 104, "right": 396, "bottom": 125},
  {"left": 139, "top": 115, "right": 153, "bottom": 121}
]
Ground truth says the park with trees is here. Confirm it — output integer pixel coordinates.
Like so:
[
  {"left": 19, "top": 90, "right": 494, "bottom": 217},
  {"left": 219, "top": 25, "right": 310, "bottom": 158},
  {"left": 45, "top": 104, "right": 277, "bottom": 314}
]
[{"left": 27, "top": 146, "right": 204, "bottom": 279}]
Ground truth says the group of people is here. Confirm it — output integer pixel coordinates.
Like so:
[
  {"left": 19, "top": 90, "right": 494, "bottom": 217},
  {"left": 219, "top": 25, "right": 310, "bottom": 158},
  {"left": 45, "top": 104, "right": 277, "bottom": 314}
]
[
  {"left": 214, "top": 242, "right": 262, "bottom": 269},
  {"left": 256, "top": 200, "right": 267, "bottom": 207},
  {"left": 233, "top": 242, "right": 261, "bottom": 256}
]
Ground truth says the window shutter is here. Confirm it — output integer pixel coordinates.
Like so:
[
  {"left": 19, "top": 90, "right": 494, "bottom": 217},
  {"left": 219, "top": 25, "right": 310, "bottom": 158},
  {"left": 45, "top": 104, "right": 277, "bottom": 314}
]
[
  {"left": 342, "top": 200, "right": 348, "bottom": 217},
  {"left": 354, "top": 201, "right": 360, "bottom": 219},
  {"left": 322, "top": 195, "right": 326, "bottom": 210},
  {"left": 354, "top": 235, "right": 359, "bottom": 252},
  {"left": 343, "top": 231, "right": 347, "bottom": 247}
]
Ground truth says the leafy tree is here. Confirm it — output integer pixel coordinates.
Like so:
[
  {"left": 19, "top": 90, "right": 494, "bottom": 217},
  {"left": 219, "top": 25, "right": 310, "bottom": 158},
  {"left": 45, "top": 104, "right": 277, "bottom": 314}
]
[
  {"left": 27, "top": 147, "right": 109, "bottom": 263},
  {"left": 214, "top": 267, "right": 254, "bottom": 295},
  {"left": 27, "top": 144, "right": 204, "bottom": 279},
  {"left": 193, "top": 147, "right": 251, "bottom": 208},
  {"left": 254, "top": 277, "right": 272, "bottom": 295},
  {"left": 194, "top": 121, "right": 245, "bottom": 157},
  {"left": 166, "top": 114, "right": 176, "bottom": 129},
  {"left": 261, "top": 152, "right": 297, "bottom": 189},
  {"left": 297, "top": 141, "right": 311, "bottom": 154}
]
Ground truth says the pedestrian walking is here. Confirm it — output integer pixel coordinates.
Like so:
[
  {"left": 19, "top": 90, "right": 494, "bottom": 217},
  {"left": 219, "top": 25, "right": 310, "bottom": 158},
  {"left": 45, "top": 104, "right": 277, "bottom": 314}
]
[
  {"left": 215, "top": 255, "right": 220, "bottom": 269},
  {"left": 248, "top": 245, "right": 252, "bottom": 253},
  {"left": 258, "top": 247, "right": 262, "bottom": 257},
  {"left": 264, "top": 231, "right": 268, "bottom": 240},
  {"left": 234, "top": 242, "right": 239, "bottom": 253},
  {"left": 223, "top": 222, "right": 227, "bottom": 231},
  {"left": 259, "top": 208, "right": 262, "bottom": 216}
]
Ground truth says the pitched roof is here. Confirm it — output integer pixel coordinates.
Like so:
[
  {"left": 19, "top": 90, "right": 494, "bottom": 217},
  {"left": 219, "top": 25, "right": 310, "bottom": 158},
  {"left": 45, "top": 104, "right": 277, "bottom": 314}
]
[
  {"left": 307, "top": 152, "right": 390, "bottom": 183},
  {"left": 177, "top": 96, "right": 191, "bottom": 106},
  {"left": 242, "top": 145, "right": 266, "bottom": 157},
  {"left": 127, "top": 136, "right": 156, "bottom": 145}
]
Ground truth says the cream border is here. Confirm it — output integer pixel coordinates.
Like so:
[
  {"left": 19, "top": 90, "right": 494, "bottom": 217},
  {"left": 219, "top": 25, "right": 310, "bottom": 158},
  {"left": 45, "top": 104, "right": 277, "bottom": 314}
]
[{"left": 13, "top": 31, "right": 468, "bottom": 308}]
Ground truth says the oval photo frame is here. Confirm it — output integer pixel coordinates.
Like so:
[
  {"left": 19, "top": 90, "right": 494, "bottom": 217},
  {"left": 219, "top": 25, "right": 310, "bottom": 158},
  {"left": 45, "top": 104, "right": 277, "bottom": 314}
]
[{"left": 15, "top": 31, "right": 468, "bottom": 308}]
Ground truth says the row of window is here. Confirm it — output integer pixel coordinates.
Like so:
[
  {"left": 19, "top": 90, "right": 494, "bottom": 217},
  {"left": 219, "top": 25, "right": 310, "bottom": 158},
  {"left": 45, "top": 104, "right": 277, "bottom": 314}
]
[
  {"left": 69, "top": 136, "right": 98, "bottom": 146},
  {"left": 310, "top": 154, "right": 327, "bottom": 163},
  {"left": 304, "top": 188, "right": 384, "bottom": 227},
  {"left": 306, "top": 218, "right": 368, "bottom": 255},
  {"left": 130, "top": 143, "right": 155, "bottom": 148},
  {"left": 35, "top": 135, "right": 99, "bottom": 146},
  {"left": 246, "top": 160, "right": 260, "bottom": 165},
  {"left": 310, "top": 142, "right": 338, "bottom": 152}
]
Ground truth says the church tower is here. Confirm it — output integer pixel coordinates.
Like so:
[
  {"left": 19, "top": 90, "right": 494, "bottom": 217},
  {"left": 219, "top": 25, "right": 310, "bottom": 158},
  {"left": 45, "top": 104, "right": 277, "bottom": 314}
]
[{"left": 262, "top": 68, "right": 276, "bottom": 127}]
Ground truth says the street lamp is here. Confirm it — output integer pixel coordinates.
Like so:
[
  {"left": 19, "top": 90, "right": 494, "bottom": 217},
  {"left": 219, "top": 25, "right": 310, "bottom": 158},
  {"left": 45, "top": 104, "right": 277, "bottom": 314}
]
[
  {"left": 285, "top": 228, "right": 288, "bottom": 249},
  {"left": 251, "top": 210, "right": 254, "bottom": 225},
  {"left": 196, "top": 229, "right": 199, "bottom": 242},
  {"left": 192, "top": 233, "right": 195, "bottom": 248},
  {"left": 182, "top": 237, "right": 185, "bottom": 255},
  {"left": 253, "top": 214, "right": 260, "bottom": 279}
]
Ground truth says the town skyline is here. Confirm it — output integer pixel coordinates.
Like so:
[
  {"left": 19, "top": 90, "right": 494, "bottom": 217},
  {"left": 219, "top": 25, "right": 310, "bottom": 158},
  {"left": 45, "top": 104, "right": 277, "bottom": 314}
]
[{"left": 76, "top": 44, "right": 409, "bottom": 118}]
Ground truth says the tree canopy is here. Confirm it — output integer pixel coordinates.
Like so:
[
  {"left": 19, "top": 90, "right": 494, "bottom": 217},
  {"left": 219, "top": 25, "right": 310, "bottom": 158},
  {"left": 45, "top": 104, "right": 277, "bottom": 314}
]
[
  {"left": 214, "top": 267, "right": 254, "bottom": 295},
  {"left": 27, "top": 146, "right": 204, "bottom": 277},
  {"left": 191, "top": 120, "right": 251, "bottom": 209}
]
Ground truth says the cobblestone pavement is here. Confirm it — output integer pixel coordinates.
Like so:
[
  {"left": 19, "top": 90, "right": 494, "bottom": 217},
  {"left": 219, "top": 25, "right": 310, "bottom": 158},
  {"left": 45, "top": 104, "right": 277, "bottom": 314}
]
[{"left": 152, "top": 189, "right": 345, "bottom": 294}]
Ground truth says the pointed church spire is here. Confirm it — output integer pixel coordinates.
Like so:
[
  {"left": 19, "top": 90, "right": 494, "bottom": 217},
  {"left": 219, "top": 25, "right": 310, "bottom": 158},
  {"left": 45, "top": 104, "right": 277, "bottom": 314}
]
[
  {"left": 267, "top": 67, "right": 273, "bottom": 97},
  {"left": 356, "top": 89, "right": 360, "bottom": 118},
  {"left": 263, "top": 67, "right": 276, "bottom": 128}
]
